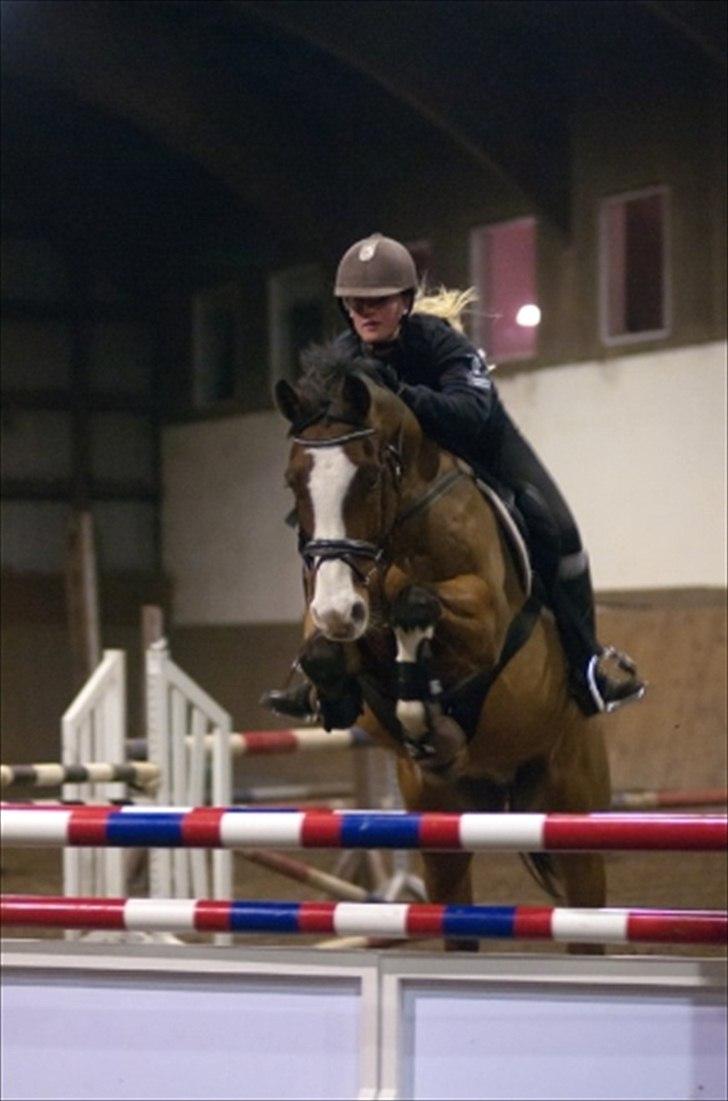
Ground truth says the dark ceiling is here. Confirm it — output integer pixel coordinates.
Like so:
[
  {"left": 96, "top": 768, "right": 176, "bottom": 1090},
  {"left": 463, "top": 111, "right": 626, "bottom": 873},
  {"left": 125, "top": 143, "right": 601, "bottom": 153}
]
[{"left": 1, "top": 0, "right": 725, "bottom": 287}]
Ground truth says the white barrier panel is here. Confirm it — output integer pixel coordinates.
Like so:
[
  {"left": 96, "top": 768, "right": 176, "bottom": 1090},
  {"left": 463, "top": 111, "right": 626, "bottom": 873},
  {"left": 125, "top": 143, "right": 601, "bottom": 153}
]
[
  {"left": 1, "top": 942, "right": 725, "bottom": 1101},
  {"left": 145, "top": 640, "right": 233, "bottom": 909}
]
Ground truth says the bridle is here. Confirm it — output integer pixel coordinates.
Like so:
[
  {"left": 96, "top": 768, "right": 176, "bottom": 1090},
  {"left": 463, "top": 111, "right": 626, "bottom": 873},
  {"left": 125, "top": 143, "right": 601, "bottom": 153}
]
[
  {"left": 292, "top": 425, "right": 398, "bottom": 586},
  {"left": 291, "top": 419, "right": 465, "bottom": 588}
]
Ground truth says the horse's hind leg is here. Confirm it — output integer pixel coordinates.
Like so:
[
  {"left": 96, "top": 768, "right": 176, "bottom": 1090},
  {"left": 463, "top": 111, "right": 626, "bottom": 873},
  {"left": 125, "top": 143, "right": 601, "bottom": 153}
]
[
  {"left": 396, "top": 760, "right": 480, "bottom": 950},
  {"left": 421, "top": 851, "right": 479, "bottom": 953},
  {"left": 548, "top": 853, "right": 607, "bottom": 956},
  {"left": 511, "top": 736, "right": 610, "bottom": 954}
]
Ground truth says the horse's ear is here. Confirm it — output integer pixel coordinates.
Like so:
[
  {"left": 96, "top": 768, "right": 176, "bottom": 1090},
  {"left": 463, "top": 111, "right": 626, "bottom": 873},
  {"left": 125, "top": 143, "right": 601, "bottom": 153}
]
[
  {"left": 342, "top": 373, "right": 372, "bottom": 420},
  {"left": 274, "top": 378, "right": 302, "bottom": 424}
]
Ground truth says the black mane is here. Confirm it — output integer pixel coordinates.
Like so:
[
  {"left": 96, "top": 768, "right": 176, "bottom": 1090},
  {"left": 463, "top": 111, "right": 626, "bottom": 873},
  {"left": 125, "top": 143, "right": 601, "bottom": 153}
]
[{"left": 295, "top": 340, "right": 382, "bottom": 413}]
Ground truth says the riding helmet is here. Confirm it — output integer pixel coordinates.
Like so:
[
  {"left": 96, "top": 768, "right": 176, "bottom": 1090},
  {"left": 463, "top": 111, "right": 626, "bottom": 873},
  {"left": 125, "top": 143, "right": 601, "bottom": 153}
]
[{"left": 334, "top": 234, "right": 417, "bottom": 297}]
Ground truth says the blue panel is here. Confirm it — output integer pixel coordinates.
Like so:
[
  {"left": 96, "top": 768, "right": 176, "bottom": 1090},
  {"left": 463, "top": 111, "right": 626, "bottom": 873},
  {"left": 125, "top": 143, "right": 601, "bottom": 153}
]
[
  {"left": 442, "top": 906, "right": 516, "bottom": 939},
  {"left": 229, "top": 901, "right": 302, "bottom": 932},
  {"left": 340, "top": 812, "right": 421, "bottom": 848},
  {"left": 106, "top": 812, "right": 183, "bottom": 847}
]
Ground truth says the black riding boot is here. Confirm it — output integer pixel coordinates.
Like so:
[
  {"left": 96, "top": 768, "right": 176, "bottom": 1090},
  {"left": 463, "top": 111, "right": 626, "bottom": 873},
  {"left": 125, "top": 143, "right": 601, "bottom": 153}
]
[
  {"left": 260, "top": 680, "right": 317, "bottom": 721},
  {"left": 550, "top": 557, "right": 645, "bottom": 715}
]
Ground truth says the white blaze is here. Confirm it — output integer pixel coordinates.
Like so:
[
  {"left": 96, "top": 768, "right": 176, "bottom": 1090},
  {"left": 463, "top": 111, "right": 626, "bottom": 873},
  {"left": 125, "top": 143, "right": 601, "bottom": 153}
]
[{"left": 307, "top": 447, "right": 363, "bottom": 632}]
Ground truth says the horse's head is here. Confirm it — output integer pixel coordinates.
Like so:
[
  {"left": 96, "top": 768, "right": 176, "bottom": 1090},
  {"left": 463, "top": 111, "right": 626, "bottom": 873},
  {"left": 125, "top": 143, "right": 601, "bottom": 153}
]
[{"left": 275, "top": 345, "right": 410, "bottom": 641}]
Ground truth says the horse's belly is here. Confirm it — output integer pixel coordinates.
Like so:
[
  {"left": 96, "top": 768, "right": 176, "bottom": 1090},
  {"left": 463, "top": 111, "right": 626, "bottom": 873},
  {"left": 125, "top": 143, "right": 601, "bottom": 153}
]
[{"left": 464, "top": 696, "right": 569, "bottom": 785}]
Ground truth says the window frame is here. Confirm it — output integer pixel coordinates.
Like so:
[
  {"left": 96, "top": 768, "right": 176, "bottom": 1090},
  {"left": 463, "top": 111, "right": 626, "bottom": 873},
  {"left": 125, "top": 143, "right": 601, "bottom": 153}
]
[{"left": 598, "top": 184, "right": 672, "bottom": 348}]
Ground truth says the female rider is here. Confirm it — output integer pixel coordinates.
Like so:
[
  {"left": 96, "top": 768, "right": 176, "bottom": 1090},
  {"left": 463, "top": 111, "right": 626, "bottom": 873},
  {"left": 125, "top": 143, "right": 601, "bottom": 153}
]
[{"left": 265, "top": 233, "right": 644, "bottom": 720}]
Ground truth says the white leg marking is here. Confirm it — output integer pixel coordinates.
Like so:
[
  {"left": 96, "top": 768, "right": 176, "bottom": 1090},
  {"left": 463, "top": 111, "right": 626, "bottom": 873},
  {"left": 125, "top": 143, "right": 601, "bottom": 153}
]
[
  {"left": 394, "top": 625, "right": 434, "bottom": 664},
  {"left": 394, "top": 625, "right": 434, "bottom": 740}
]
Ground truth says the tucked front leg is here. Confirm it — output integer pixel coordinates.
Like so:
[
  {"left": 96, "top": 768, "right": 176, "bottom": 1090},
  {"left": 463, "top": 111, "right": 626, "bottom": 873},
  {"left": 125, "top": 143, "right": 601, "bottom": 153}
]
[
  {"left": 389, "top": 584, "right": 470, "bottom": 778},
  {"left": 390, "top": 585, "right": 441, "bottom": 743},
  {"left": 298, "top": 633, "right": 363, "bottom": 731}
]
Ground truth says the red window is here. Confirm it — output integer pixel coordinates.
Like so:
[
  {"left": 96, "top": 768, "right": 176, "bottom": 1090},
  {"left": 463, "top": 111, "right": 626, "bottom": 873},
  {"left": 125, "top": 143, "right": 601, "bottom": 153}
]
[{"left": 469, "top": 217, "right": 538, "bottom": 363}]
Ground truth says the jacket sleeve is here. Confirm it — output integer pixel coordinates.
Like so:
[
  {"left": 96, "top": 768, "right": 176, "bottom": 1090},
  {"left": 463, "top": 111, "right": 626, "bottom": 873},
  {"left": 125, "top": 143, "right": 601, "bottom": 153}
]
[{"left": 398, "top": 323, "right": 497, "bottom": 456}]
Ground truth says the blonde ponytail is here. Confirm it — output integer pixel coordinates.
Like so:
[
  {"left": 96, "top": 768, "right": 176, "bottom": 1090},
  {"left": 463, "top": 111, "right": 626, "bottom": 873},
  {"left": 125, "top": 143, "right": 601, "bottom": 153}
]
[{"left": 411, "top": 285, "right": 478, "bottom": 334}]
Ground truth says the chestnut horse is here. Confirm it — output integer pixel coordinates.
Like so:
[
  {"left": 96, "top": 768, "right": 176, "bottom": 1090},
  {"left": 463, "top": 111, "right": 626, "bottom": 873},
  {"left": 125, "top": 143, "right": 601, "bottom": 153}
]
[{"left": 275, "top": 343, "right": 610, "bottom": 943}]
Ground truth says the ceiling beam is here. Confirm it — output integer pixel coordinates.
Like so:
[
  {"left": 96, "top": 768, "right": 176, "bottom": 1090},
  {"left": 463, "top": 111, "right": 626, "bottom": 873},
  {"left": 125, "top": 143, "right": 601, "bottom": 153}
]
[
  {"left": 238, "top": 0, "right": 573, "bottom": 233},
  {"left": 0, "top": 0, "right": 330, "bottom": 249}
]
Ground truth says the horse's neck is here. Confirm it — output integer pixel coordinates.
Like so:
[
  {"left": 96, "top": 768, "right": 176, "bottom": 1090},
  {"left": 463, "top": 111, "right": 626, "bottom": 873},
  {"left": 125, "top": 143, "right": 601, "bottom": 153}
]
[{"left": 394, "top": 434, "right": 499, "bottom": 575}]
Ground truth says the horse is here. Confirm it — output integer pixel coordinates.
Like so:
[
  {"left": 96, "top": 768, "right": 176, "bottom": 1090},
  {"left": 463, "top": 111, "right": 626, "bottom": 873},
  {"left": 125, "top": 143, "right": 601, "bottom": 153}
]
[{"left": 274, "top": 338, "right": 611, "bottom": 950}]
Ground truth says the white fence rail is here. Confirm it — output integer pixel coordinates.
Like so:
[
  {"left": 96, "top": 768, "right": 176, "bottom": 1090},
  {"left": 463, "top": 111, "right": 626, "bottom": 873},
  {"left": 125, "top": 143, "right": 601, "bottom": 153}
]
[
  {"left": 145, "top": 640, "right": 233, "bottom": 908},
  {"left": 61, "top": 650, "right": 127, "bottom": 917}
]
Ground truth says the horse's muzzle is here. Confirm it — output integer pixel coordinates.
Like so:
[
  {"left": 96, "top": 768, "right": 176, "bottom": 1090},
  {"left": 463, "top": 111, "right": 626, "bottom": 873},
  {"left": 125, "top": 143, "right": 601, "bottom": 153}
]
[{"left": 311, "top": 597, "right": 369, "bottom": 641}]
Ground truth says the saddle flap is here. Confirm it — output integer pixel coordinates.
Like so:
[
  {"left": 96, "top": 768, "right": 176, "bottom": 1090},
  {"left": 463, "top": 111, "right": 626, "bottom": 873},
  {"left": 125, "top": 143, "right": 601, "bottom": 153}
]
[{"left": 455, "top": 461, "right": 532, "bottom": 595}]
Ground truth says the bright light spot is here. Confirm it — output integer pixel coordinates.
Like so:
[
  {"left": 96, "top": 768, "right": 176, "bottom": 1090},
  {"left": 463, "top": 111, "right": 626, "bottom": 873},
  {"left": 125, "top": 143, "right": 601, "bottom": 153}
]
[{"left": 516, "top": 304, "right": 541, "bottom": 327}]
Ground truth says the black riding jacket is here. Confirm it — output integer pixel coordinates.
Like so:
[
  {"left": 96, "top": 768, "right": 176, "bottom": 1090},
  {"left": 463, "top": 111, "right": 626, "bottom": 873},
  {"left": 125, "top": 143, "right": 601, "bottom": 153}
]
[
  {"left": 334, "top": 313, "right": 510, "bottom": 467},
  {"left": 334, "top": 312, "right": 583, "bottom": 563}
]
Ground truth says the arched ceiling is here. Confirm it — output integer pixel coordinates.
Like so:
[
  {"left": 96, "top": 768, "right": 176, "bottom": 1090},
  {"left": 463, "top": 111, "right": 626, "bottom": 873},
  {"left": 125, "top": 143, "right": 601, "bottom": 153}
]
[{"left": 1, "top": 0, "right": 724, "bottom": 277}]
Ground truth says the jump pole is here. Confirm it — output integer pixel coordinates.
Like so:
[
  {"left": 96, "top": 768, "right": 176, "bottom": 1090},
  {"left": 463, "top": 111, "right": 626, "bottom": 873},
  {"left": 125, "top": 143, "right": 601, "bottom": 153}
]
[
  {"left": 125, "top": 725, "right": 372, "bottom": 760},
  {"left": 240, "top": 850, "right": 372, "bottom": 903},
  {"left": 2, "top": 895, "right": 725, "bottom": 945},
  {"left": 3, "top": 806, "right": 726, "bottom": 851},
  {"left": 1, "top": 762, "right": 159, "bottom": 792},
  {"left": 611, "top": 787, "right": 728, "bottom": 810}
]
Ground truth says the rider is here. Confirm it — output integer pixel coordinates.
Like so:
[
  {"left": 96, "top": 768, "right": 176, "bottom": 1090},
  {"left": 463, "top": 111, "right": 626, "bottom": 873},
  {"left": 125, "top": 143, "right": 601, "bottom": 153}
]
[{"left": 265, "top": 233, "right": 645, "bottom": 719}]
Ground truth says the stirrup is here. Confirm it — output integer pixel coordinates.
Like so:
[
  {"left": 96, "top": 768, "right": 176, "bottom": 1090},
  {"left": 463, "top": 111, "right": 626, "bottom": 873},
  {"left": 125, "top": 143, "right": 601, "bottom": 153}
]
[
  {"left": 585, "top": 652, "right": 646, "bottom": 714},
  {"left": 600, "top": 645, "right": 638, "bottom": 676}
]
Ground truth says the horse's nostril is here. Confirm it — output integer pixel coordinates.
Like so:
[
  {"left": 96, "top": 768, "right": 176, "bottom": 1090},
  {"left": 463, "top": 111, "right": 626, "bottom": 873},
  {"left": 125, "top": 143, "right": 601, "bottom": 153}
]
[{"left": 351, "top": 601, "right": 367, "bottom": 625}]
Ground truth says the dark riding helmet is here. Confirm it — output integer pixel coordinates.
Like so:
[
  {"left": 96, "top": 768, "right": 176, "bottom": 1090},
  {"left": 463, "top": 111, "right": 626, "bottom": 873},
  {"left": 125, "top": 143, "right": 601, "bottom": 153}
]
[{"left": 334, "top": 234, "right": 417, "bottom": 298}]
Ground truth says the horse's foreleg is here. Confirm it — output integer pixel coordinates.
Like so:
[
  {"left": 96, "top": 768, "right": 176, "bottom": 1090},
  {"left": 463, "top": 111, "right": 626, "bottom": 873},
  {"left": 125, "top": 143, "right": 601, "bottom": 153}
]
[
  {"left": 386, "top": 585, "right": 469, "bottom": 777},
  {"left": 298, "top": 633, "right": 363, "bottom": 731},
  {"left": 388, "top": 584, "right": 441, "bottom": 742}
]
